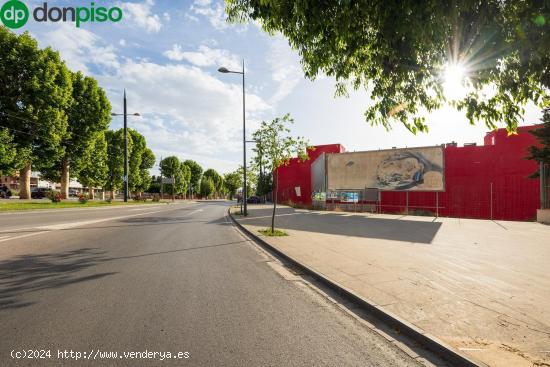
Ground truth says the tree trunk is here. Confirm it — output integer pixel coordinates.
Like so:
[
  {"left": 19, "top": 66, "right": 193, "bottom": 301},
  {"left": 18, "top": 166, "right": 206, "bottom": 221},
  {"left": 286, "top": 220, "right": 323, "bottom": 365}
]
[
  {"left": 19, "top": 163, "right": 32, "bottom": 200},
  {"left": 110, "top": 190, "right": 115, "bottom": 200},
  {"left": 60, "top": 157, "right": 70, "bottom": 199},
  {"left": 271, "top": 173, "right": 277, "bottom": 233},
  {"left": 101, "top": 190, "right": 105, "bottom": 200},
  {"left": 89, "top": 187, "right": 95, "bottom": 200}
]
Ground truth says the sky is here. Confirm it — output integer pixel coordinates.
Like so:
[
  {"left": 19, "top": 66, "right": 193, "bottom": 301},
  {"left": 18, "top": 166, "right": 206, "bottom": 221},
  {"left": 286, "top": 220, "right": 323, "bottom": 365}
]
[{"left": 15, "top": 0, "right": 543, "bottom": 175}]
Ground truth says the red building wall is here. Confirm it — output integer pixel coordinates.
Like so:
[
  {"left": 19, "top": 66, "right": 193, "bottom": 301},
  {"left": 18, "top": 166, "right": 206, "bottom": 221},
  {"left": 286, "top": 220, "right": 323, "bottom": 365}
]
[
  {"left": 276, "top": 144, "right": 345, "bottom": 205},
  {"left": 276, "top": 126, "right": 541, "bottom": 221}
]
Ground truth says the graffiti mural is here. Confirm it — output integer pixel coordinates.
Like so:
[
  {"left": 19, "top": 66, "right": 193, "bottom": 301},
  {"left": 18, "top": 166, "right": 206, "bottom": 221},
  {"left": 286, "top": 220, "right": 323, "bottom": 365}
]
[{"left": 326, "top": 146, "right": 445, "bottom": 191}]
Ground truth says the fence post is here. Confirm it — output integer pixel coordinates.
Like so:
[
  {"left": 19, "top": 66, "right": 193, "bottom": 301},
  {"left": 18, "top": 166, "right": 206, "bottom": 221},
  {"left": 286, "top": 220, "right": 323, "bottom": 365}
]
[
  {"left": 490, "top": 182, "right": 493, "bottom": 220},
  {"left": 541, "top": 162, "right": 547, "bottom": 210}
]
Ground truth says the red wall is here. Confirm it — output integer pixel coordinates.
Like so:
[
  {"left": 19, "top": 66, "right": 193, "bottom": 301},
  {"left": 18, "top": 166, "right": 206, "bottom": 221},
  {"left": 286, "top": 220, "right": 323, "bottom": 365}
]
[
  {"left": 276, "top": 144, "right": 345, "bottom": 205},
  {"left": 276, "top": 126, "right": 541, "bottom": 221}
]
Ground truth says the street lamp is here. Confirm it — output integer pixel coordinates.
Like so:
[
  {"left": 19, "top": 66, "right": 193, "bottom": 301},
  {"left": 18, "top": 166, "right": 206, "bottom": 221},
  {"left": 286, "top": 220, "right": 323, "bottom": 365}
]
[
  {"left": 111, "top": 89, "right": 140, "bottom": 202},
  {"left": 218, "top": 60, "right": 247, "bottom": 216}
]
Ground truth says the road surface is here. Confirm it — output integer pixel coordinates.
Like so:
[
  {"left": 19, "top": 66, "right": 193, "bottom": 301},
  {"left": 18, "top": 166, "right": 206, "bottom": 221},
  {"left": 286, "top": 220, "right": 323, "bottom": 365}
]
[{"left": 0, "top": 201, "right": 420, "bottom": 366}]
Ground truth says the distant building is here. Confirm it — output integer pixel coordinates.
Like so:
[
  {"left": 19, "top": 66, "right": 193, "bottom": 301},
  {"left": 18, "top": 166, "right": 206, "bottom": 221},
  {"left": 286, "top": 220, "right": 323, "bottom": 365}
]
[{"left": 0, "top": 172, "right": 83, "bottom": 192}]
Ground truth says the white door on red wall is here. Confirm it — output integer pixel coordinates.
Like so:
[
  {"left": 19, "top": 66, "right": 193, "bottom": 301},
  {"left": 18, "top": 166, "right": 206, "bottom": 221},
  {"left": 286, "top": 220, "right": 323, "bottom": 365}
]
[{"left": 295, "top": 186, "right": 301, "bottom": 197}]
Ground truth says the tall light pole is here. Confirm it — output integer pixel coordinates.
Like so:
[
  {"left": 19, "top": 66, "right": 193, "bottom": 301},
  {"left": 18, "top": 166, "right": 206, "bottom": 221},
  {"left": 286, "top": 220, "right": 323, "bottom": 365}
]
[
  {"left": 111, "top": 90, "right": 140, "bottom": 202},
  {"left": 218, "top": 60, "right": 247, "bottom": 216}
]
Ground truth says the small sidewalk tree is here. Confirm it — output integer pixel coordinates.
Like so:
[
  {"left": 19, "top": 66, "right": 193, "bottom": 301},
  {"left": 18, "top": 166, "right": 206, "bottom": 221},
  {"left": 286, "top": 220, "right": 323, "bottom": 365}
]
[{"left": 252, "top": 114, "right": 309, "bottom": 235}]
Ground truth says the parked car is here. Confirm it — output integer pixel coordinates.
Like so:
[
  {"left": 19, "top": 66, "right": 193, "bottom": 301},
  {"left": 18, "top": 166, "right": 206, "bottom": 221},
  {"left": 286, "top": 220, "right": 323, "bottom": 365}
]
[
  {"left": 247, "top": 196, "right": 261, "bottom": 204},
  {"left": 0, "top": 185, "right": 11, "bottom": 199},
  {"left": 69, "top": 189, "right": 79, "bottom": 197},
  {"left": 31, "top": 187, "right": 52, "bottom": 199}
]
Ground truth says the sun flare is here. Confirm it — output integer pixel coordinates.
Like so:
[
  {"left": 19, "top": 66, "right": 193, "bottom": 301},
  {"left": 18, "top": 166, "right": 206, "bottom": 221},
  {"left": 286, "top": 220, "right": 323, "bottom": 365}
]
[{"left": 443, "top": 62, "right": 468, "bottom": 101}]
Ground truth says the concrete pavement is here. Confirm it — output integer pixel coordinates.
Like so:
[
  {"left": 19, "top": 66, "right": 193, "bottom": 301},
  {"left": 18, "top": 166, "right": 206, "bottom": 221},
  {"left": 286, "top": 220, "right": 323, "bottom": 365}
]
[
  {"left": 233, "top": 204, "right": 550, "bottom": 367},
  {"left": 0, "top": 201, "right": 422, "bottom": 366}
]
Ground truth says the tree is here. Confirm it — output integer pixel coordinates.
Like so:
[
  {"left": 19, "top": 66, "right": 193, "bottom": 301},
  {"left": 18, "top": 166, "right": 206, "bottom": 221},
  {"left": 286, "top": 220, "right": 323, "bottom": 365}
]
[
  {"left": 227, "top": 1, "right": 550, "bottom": 133},
  {"left": 528, "top": 107, "right": 550, "bottom": 177},
  {"left": 179, "top": 162, "right": 191, "bottom": 197},
  {"left": 77, "top": 132, "right": 108, "bottom": 199},
  {"left": 0, "top": 128, "right": 17, "bottom": 176},
  {"left": 203, "top": 168, "right": 223, "bottom": 198},
  {"left": 223, "top": 170, "right": 242, "bottom": 200},
  {"left": 127, "top": 129, "right": 147, "bottom": 194},
  {"left": 250, "top": 135, "right": 272, "bottom": 199},
  {"left": 160, "top": 156, "right": 190, "bottom": 196},
  {"left": 105, "top": 129, "right": 132, "bottom": 199},
  {"left": 41, "top": 71, "right": 111, "bottom": 198},
  {"left": 0, "top": 28, "right": 72, "bottom": 199},
  {"left": 256, "top": 172, "right": 272, "bottom": 199},
  {"left": 183, "top": 160, "right": 203, "bottom": 197},
  {"left": 252, "top": 114, "right": 309, "bottom": 232},
  {"left": 160, "top": 156, "right": 180, "bottom": 196},
  {"left": 137, "top": 148, "right": 156, "bottom": 196},
  {"left": 200, "top": 177, "right": 215, "bottom": 199}
]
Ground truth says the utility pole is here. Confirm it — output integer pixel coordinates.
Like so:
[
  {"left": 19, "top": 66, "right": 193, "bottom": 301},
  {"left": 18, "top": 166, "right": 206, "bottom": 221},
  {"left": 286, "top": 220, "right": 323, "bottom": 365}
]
[
  {"left": 111, "top": 91, "right": 139, "bottom": 203},
  {"left": 160, "top": 156, "right": 163, "bottom": 201},
  {"left": 123, "top": 90, "right": 128, "bottom": 202},
  {"left": 217, "top": 60, "right": 247, "bottom": 215},
  {"left": 242, "top": 60, "right": 247, "bottom": 216}
]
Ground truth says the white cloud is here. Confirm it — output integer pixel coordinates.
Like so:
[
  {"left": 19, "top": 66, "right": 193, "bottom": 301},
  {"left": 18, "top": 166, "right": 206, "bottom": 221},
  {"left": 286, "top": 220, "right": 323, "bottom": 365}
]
[
  {"left": 35, "top": 24, "right": 119, "bottom": 74},
  {"left": 268, "top": 36, "right": 303, "bottom": 105},
  {"left": 164, "top": 45, "right": 241, "bottom": 71},
  {"left": 99, "top": 60, "right": 270, "bottom": 172},
  {"left": 119, "top": 0, "right": 162, "bottom": 33},
  {"left": 31, "top": 23, "right": 271, "bottom": 173},
  {"left": 189, "top": 0, "right": 246, "bottom": 31}
]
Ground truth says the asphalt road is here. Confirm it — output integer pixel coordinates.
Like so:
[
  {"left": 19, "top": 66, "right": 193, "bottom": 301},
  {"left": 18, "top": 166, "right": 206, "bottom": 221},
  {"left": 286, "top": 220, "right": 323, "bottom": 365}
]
[{"left": 0, "top": 201, "right": 420, "bottom": 366}]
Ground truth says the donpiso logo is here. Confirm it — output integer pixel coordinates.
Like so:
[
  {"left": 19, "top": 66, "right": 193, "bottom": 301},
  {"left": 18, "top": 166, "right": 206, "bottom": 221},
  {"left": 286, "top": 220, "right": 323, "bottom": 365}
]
[
  {"left": 0, "top": 0, "right": 29, "bottom": 29},
  {"left": 0, "top": 1, "right": 123, "bottom": 29}
]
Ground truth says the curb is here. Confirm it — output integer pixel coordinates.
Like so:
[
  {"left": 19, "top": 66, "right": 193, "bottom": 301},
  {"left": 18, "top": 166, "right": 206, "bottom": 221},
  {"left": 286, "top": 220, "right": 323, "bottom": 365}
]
[{"left": 228, "top": 208, "right": 484, "bottom": 367}]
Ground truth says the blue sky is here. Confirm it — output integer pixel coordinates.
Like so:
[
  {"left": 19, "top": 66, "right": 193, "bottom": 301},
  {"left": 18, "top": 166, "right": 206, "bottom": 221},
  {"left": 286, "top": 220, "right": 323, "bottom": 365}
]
[{"left": 17, "top": 0, "right": 543, "bottom": 174}]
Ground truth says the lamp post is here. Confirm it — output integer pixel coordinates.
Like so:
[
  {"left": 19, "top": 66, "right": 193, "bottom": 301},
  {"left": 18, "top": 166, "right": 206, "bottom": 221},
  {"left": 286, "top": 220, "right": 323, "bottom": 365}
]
[
  {"left": 111, "top": 90, "right": 140, "bottom": 202},
  {"left": 218, "top": 60, "right": 247, "bottom": 216}
]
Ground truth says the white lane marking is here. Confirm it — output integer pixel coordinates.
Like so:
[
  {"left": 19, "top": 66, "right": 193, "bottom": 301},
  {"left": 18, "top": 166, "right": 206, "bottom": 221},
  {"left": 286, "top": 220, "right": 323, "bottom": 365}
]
[
  {"left": 0, "top": 203, "right": 170, "bottom": 216},
  {"left": 0, "top": 205, "right": 192, "bottom": 243},
  {"left": 0, "top": 226, "right": 40, "bottom": 233},
  {"left": 0, "top": 231, "right": 49, "bottom": 243},
  {"left": 36, "top": 208, "right": 174, "bottom": 230},
  {"left": 187, "top": 209, "right": 203, "bottom": 215},
  {"left": 0, "top": 235, "right": 10, "bottom": 240},
  {"left": 129, "top": 208, "right": 149, "bottom": 211}
]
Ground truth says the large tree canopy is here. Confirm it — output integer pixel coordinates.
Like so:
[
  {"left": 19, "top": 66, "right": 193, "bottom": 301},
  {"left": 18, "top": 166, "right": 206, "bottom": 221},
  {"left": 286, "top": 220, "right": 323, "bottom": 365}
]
[
  {"left": 41, "top": 71, "right": 111, "bottom": 197},
  {"left": 78, "top": 131, "right": 109, "bottom": 195},
  {"left": 203, "top": 168, "right": 223, "bottom": 197},
  {"left": 0, "top": 128, "right": 17, "bottom": 176},
  {"left": 0, "top": 27, "right": 72, "bottom": 197},
  {"left": 183, "top": 159, "right": 203, "bottom": 194},
  {"left": 160, "top": 156, "right": 190, "bottom": 195},
  {"left": 227, "top": 1, "right": 550, "bottom": 133}
]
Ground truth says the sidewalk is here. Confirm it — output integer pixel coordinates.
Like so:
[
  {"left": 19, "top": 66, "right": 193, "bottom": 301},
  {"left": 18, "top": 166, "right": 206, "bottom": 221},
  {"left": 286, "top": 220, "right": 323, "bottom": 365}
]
[{"left": 232, "top": 205, "right": 550, "bottom": 367}]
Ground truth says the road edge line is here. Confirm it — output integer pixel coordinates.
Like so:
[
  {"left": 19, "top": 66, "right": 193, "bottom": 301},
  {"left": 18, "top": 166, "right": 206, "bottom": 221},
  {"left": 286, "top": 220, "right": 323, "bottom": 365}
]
[{"left": 227, "top": 207, "right": 485, "bottom": 367}]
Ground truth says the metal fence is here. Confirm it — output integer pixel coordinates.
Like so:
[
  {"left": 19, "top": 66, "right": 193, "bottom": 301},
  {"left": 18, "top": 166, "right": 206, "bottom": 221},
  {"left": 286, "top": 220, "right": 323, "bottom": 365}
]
[{"left": 308, "top": 177, "right": 540, "bottom": 221}]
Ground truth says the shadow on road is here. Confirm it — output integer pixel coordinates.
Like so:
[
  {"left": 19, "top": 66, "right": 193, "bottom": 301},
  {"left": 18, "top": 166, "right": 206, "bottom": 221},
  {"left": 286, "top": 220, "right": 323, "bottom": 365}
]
[
  {"left": 239, "top": 207, "right": 443, "bottom": 244},
  {"left": 0, "top": 248, "right": 115, "bottom": 310}
]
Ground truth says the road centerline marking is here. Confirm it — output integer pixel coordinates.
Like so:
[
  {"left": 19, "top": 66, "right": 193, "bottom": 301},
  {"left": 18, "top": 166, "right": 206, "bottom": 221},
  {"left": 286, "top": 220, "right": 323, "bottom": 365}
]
[{"left": 0, "top": 205, "right": 195, "bottom": 243}]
